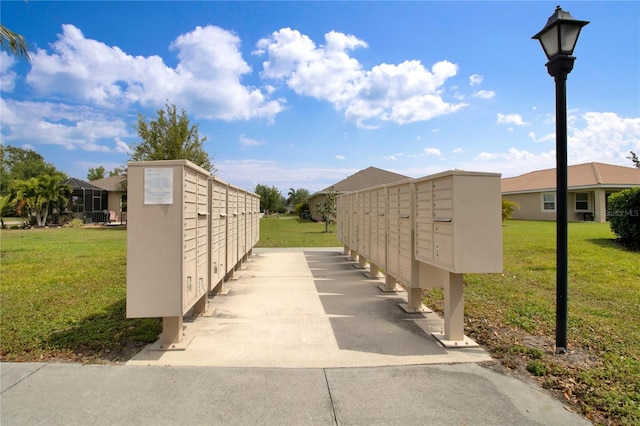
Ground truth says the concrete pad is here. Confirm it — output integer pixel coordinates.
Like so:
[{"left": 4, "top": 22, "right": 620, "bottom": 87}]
[
  {"left": 325, "top": 364, "right": 590, "bottom": 425},
  {"left": 128, "top": 249, "right": 490, "bottom": 367},
  {"left": 0, "top": 363, "right": 334, "bottom": 426},
  {"left": 0, "top": 361, "right": 590, "bottom": 426},
  {"left": 0, "top": 362, "right": 45, "bottom": 393}
]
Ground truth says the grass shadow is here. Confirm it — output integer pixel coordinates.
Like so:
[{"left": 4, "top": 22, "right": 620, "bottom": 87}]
[
  {"left": 45, "top": 298, "right": 161, "bottom": 363},
  {"left": 586, "top": 237, "right": 638, "bottom": 252}
]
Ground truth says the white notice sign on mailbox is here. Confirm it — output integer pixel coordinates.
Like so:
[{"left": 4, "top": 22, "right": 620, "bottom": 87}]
[{"left": 144, "top": 168, "right": 173, "bottom": 204}]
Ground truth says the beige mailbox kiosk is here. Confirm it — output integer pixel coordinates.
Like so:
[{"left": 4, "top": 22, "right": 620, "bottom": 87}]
[
  {"left": 126, "top": 160, "right": 210, "bottom": 347},
  {"left": 414, "top": 170, "right": 502, "bottom": 346},
  {"left": 209, "top": 176, "right": 228, "bottom": 292},
  {"left": 226, "top": 185, "right": 240, "bottom": 279},
  {"left": 362, "top": 185, "right": 386, "bottom": 279},
  {"left": 385, "top": 180, "right": 415, "bottom": 295}
]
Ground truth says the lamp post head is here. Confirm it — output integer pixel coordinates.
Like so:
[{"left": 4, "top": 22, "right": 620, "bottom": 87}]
[{"left": 532, "top": 5, "right": 589, "bottom": 61}]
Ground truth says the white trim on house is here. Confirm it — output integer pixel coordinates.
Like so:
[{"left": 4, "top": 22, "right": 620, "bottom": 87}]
[{"left": 541, "top": 193, "right": 556, "bottom": 212}]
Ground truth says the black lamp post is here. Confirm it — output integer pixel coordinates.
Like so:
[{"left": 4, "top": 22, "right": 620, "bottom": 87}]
[{"left": 533, "top": 6, "right": 588, "bottom": 355}]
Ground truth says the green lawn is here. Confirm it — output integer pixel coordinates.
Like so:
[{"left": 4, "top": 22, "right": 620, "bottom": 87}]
[
  {"left": 424, "top": 220, "right": 639, "bottom": 425},
  {"left": 255, "top": 215, "right": 341, "bottom": 247},
  {"left": 0, "top": 219, "right": 637, "bottom": 424},
  {"left": 0, "top": 227, "right": 160, "bottom": 363}
]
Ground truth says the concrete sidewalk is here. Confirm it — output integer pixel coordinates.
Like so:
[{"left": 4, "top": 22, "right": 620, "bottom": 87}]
[
  {"left": 127, "top": 249, "right": 489, "bottom": 367},
  {"left": 0, "top": 248, "right": 590, "bottom": 425}
]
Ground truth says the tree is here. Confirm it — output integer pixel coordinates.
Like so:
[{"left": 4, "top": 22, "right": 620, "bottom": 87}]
[
  {"left": 130, "top": 102, "right": 215, "bottom": 173},
  {"left": 1, "top": 24, "right": 30, "bottom": 60},
  {"left": 254, "top": 184, "right": 283, "bottom": 214},
  {"left": 315, "top": 188, "right": 338, "bottom": 233},
  {"left": 1, "top": 146, "right": 69, "bottom": 226},
  {"left": 1, "top": 146, "right": 63, "bottom": 195},
  {"left": 287, "top": 188, "right": 310, "bottom": 206},
  {"left": 10, "top": 175, "right": 70, "bottom": 227},
  {"left": 109, "top": 167, "right": 125, "bottom": 177},
  {"left": 608, "top": 188, "right": 640, "bottom": 249},
  {"left": 0, "top": 195, "right": 11, "bottom": 228},
  {"left": 502, "top": 198, "right": 520, "bottom": 221},
  {"left": 627, "top": 151, "right": 640, "bottom": 169},
  {"left": 87, "top": 166, "right": 106, "bottom": 181}
]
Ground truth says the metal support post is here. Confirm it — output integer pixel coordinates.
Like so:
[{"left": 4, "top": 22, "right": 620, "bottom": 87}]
[{"left": 161, "top": 316, "right": 183, "bottom": 345}]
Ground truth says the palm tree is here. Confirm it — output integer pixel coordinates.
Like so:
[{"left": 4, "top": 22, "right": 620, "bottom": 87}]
[
  {"left": 287, "top": 188, "right": 296, "bottom": 205},
  {"left": 0, "top": 24, "right": 30, "bottom": 60},
  {"left": 37, "top": 175, "right": 71, "bottom": 226},
  {"left": 0, "top": 194, "right": 12, "bottom": 229},
  {"left": 10, "top": 178, "right": 40, "bottom": 225},
  {"left": 10, "top": 175, "right": 70, "bottom": 226}
]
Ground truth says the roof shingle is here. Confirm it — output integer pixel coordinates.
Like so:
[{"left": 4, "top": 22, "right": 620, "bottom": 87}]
[
  {"left": 319, "top": 166, "right": 410, "bottom": 193},
  {"left": 502, "top": 162, "right": 640, "bottom": 193},
  {"left": 90, "top": 175, "right": 126, "bottom": 191}
]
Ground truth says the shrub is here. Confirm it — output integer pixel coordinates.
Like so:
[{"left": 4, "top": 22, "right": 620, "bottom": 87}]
[
  {"left": 67, "top": 218, "right": 84, "bottom": 228},
  {"left": 527, "top": 359, "right": 547, "bottom": 376},
  {"left": 502, "top": 198, "right": 520, "bottom": 221},
  {"left": 295, "top": 201, "right": 309, "bottom": 217},
  {"left": 608, "top": 188, "right": 640, "bottom": 248}
]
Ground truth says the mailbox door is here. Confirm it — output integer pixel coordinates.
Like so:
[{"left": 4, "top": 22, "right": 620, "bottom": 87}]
[
  {"left": 182, "top": 169, "right": 199, "bottom": 312},
  {"left": 414, "top": 180, "right": 433, "bottom": 263},
  {"left": 196, "top": 173, "right": 208, "bottom": 298},
  {"left": 375, "top": 187, "right": 386, "bottom": 268}
]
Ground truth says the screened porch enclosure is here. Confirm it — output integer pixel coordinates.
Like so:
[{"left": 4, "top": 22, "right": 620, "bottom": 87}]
[{"left": 64, "top": 178, "right": 109, "bottom": 223}]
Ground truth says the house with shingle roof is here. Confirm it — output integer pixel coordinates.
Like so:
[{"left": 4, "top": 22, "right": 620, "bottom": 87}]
[
  {"left": 502, "top": 162, "right": 639, "bottom": 222},
  {"left": 90, "top": 175, "right": 127, "bottom": 223},
  {"left": 308, "top": 167, "right": 410, "bottom": 221},
  {"left": 63, "top": 177, "right": 108, "bottom": 223}
]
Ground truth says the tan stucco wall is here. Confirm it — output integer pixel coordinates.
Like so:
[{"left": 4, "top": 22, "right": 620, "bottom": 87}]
[
  {"left": 504, "top": 193, "right": 557, "bottom": 221},
  {"left": 503, "top": 189, "right": 628, "bottom": 223},
  {"left": 107, "top": 192, "right": 124, "bottom": 222},
  {"left": 309, "top": 194, "right": 330, "bottom": 222}
]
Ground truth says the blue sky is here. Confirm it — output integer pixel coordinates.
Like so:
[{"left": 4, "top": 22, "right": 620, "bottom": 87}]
[{"left": 1, "top": 1, "right": 639, "bottom": 195}]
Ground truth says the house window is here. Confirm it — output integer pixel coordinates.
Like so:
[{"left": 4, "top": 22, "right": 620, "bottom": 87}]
[
  {"left": 542, "top": 193, "right": 556, "bottom": 211},
  {"left": 71, "top": 195, "right": 83, "bottom": 213},
  {"left": 575, "top": 193, "right": 589, "bottom": 211}
]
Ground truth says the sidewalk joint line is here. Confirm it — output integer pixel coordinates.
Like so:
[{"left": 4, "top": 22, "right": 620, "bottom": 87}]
[
  {"left": 323, "top": 368, "right": 339, "bottom": 426},
  {"left": 1, "top": 363, "right": 47, "bottom": 395}
]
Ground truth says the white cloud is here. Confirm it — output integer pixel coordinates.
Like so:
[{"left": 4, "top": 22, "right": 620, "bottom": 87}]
[
  {"left": 25, "top": 24, "right": 284, "bottom": 121},
  {"left": 384, "top": 152, "right": 405, "bottom": 161},
  {"left": 568, "top": 112, "right": 640, "bottom": 165},
  {"left": 474, "top": 148, "right": 556, "bottom": 175},
  {"left": 469, "top": 74, "right": 483, "bottom": 86},
  {"left": 544, "top": 113, "right": 555, "bottom": 124},
  {"left": 473, "top": 90, "right": 495, "bottom": 99},
  {"left": 335, "top": 155, "right": 346, "bottom": 160},
  {"left": 423, "top": 147, "right": 441, "bottom": 157},
  {"left": 497, "top": 113, "right": 528, "bottom": 126},
  {"left": 215, "top": 159, "right": 358, "bottom": 193},
  {"left": 528, "top": 131, "right": 555, "bottom": 143},
  {"left": 453, "top": 147, "right": 463, "bottom": 153},
  {"left": 257, "top": 28, "right": 466, "bottom": 128},
  {"left": 239, "top": 135, "right": 266, "bottom": 146},
  {"left": 0, "top": 51, "right": 17, "bottom": 92},
  {"left": 257, "top": 28, "right": 365, "bottom": 105},
  {"left": 0, "top": 99, "right": 130, "bottom": 152},
  {"left": 114, "top": 138, "right": 131, "bottom": 154},
  {"left": 471, "top": 111, "right": 640, "bottom": 177}
]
